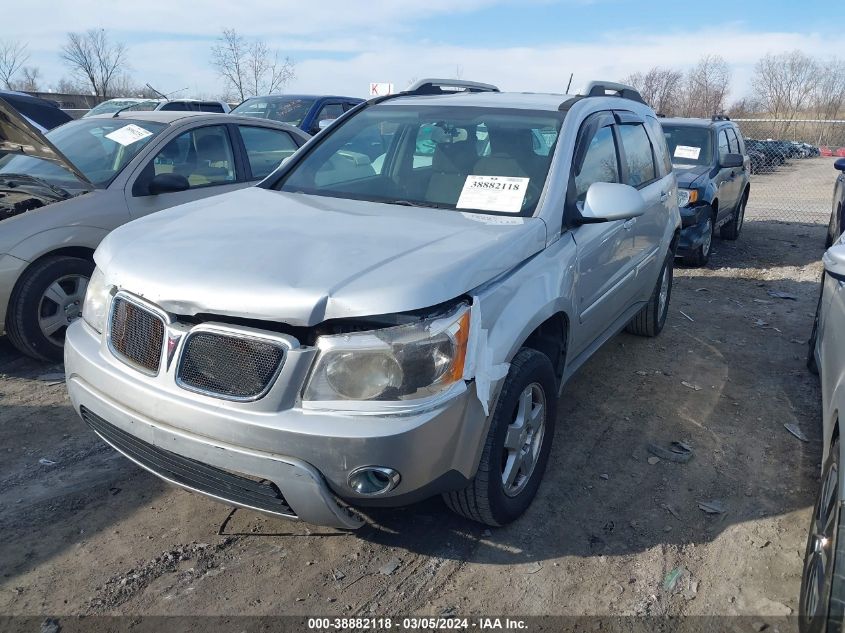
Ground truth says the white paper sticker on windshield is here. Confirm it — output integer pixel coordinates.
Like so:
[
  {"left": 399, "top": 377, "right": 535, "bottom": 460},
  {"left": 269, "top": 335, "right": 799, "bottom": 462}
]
[
  {"left": 456, "top": 175, "right": 529, "bottom": 213},
  {"left": 105, "top": 124, "right": 153, "bottom": 147},
  {"left": 674, "top": 145, "right": 701, "bottom": 160}
]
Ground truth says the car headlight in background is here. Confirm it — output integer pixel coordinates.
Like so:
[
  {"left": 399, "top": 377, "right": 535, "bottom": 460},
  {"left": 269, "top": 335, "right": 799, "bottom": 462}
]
[
  {"left": 303, "top": 304, "right": 470, "bottom": 403},
  {"left": 677, "top": 189, "right": 699, "bottom": 208},
  {"left": 82, "top": 267, "right": 111, "bottom": 334}
]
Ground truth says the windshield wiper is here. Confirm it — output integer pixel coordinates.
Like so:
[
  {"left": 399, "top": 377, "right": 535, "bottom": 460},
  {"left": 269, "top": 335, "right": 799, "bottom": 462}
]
[
  {"left": 384, "top": 199, "right": 452, "bottom": 209},
  {"left": 0, "top": 173, "right": 72, "bottom": 199}
]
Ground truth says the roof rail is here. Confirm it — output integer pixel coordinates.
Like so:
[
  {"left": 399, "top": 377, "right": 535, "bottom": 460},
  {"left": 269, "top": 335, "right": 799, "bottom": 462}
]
[
  {"left": 580, "top": 81, "right": 645, "bottom": 105},
  {"left": 711, "top": 114, "right": 731, "bottom": 121},
  {"left": 406, "top": 78, "right": 500, "bottom": 95}
]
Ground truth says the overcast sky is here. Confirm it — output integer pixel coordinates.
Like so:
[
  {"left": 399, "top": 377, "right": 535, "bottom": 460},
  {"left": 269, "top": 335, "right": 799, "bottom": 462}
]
[{"left": 5, "top": 0, "right": 840, "bottom": 100}]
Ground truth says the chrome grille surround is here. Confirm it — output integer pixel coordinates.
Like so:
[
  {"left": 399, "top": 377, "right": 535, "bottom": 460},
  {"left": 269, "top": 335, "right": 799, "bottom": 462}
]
[
  {"left": 175, "top": 324, "right": 292, "bottom": 402},
  {"left": 107, "top": 292, "right": 168, "bottom": 376}
]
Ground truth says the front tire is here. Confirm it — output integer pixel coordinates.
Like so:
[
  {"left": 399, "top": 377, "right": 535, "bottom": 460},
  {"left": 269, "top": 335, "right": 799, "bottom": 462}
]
[
  {"left": 682, "top": 216, "right": 713, "bottom": 267},
  {"left": 800, "top": 438, "right": 841, "bottom": 633},
  {"left": 626, "top": 252, "right": 673, "bottom": 337},
  {"left": 443, "top": 348, "right": 557, "bottom": 526},
  {"left": 5, "top": 256, "right": 93, "bottom": 362}
]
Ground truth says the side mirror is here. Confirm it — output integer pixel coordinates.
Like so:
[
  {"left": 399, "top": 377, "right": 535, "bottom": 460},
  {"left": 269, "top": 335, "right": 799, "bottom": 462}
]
[
  {"left": 835, "top": 157, "right": 845, "bottom": 171},
  {"left": 581, "top": 182, "right": 647, "bottom": 223},
  {"left": 824, "top": 243, "right": 845, "bottom": 281},
  {"left": 148, "top": 173, "right": 189, "bottom": 195},
  {"left": 720, "top": 153, "right": 744, "bottom": 168}
]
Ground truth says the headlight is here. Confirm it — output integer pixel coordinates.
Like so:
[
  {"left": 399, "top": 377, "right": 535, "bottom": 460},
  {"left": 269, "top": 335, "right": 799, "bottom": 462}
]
[
  {"left": 677, "top": 189, "right": 699, "bottom": 208},
  {"left": 303, "top": 304, "right": 470, "bottom": 403},
  {"left": 82, "top": 267, "right": 111, "bottom": 334}
]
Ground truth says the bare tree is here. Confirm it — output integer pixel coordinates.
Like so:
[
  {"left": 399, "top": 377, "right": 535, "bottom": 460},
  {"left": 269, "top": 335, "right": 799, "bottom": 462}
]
[
  {"left": 812, "top": 58, "right": 845, "bottom": 120},
  {"left": 15, "top": 66, "right": 41, "bottom": 92},
  {"left": 678, "top": 55, "right": 732, "bottom": 118},
  {"left": 0, "top": 39, "right": 29, "bottom": 89},
  {"left": 622, "top": 66, "right": 683, "bottom": 115},
  {"left": 54, "top": 77, "right": 86, "bottom": 94},
  {"left": 211, "top": 29, "right": 294, "bottom": 101},
  {"left": 727, "top": 97, "right": 764, "bottom": 118},
  {"left": 751, "top": 50, "right": 818, "bottom": 134},
  {"left": 60, "top": 29, "right": 129, "bottom": 97}
]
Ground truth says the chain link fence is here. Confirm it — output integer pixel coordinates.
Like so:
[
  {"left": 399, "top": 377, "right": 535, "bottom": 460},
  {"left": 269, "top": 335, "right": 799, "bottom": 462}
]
[{"left": 733, "top": 119, "right": 844, "bottom": 224}]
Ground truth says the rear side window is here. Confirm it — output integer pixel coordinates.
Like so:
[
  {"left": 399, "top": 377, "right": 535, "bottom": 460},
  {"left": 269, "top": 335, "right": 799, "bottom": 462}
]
[
  {"left": 726, "top": 127, "right": 741, "bottom": 153},
  {"left": 618, "top": 123, "right": 656, "bottom": 187},
  {"left": 239, "top": 126, "right": 298, "bottom": 179},
  {"left": 199, "top": 102, "right": 225, "bottom": 113},
  {"left": 645, "top": 116, "right": 672, "bottom": 176},
  {"left": 159, "top": 102, "right": 190, "bottom": 111},
  {"left": 574, "top": 125, "right": 619, "bottom": 201}
]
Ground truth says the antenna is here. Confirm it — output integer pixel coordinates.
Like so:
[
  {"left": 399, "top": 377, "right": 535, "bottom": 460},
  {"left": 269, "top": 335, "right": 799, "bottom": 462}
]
[{"left": 566, "top": 73, "right": 574, "bottom": 93}]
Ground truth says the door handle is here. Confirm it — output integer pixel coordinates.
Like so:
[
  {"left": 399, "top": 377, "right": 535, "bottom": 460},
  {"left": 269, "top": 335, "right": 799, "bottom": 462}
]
[
  {"left": 623, "top": 218, "right": 636, "bottom": 230},
  {"left": 660, "top": 191, "right": 670, "bottom": 201}
]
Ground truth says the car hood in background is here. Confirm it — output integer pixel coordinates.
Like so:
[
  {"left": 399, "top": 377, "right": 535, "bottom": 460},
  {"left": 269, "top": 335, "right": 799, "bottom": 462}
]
[
  {"left": 673, "top": 164, "right": 711, "bottom": 189},
  {"left": 96, "top": 188, "right": 548, "bottom": 326},
  {"left": 0, "top": 96, "right": 93, "bottom": 187}
]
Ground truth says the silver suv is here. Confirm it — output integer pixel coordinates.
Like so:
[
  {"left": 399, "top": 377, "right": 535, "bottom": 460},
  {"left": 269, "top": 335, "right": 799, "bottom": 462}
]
[{"left": 65, "top": 80, "right": 680, "bottom": 528}]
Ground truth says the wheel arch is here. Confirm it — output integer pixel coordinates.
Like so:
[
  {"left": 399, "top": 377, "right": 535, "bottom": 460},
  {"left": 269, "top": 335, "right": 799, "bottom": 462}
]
[{"left": 522, "top": 312, "right": 569, "bottom": 385}]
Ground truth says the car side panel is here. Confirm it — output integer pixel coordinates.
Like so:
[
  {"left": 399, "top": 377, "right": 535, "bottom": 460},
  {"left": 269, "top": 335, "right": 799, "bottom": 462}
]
[{"left": 818, "top": 273, "right": 845, "bottom": 473}]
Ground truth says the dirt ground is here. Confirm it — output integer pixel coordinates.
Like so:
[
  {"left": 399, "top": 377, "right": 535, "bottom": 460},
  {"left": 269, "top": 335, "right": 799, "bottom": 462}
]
[{"left": 0, "top": 218, "right": 828, "bottom": 625}]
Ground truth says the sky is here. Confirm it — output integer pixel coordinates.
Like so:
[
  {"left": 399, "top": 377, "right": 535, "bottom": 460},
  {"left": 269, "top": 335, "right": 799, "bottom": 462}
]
[{"left": 4, "top": 0, "right": 842, "bottom": 101}]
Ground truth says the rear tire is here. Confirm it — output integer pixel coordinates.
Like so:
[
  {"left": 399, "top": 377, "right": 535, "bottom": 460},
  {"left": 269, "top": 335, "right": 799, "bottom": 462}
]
[
  {"left": 442, "top": 348, "right": 557, "bottom": 526},
  {"left": 626, "top": 252, "right": 673, "bottom": 337},
  {"left": 721, "top": 191, "right": 747, "bottom": 240},
  {"left": 5, "top": 256, "right": 93, "bottom": 362}
]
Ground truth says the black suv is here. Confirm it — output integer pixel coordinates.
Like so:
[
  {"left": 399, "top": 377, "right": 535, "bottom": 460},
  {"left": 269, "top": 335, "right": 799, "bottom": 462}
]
[{"left": 660, "top": 116, "right": 751, "bottom": 266}]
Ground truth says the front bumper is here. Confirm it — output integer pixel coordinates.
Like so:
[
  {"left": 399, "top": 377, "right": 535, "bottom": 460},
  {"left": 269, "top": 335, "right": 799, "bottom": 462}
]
[
  {"left": 65, "top": 318, "right": 490, "bottom": 527},
  {"left": 0, "top": 254, "right": 28, "bottom": 334},
  {"left": 676, "top": 205, "right": 712, "bottom": 257}
]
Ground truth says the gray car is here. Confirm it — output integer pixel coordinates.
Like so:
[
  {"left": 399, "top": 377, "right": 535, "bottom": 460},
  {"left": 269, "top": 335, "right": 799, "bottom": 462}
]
[
  {"left": 65, "top": 80, "right": 680, "bottom": 528},
  {"left": 0, "top": 101, "right": 309, "bottom": 360}
]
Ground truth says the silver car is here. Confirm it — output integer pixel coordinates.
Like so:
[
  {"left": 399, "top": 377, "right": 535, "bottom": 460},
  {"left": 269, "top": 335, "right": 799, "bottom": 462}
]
[
  {"left": 0, "top": 101, "right": 309, "bottom": 360},
  {"left": 65, "top": 80, "right": 680, "bottom": 528},
  {"left": 803, "top": 240, "right": 845, "bottom": 630}
]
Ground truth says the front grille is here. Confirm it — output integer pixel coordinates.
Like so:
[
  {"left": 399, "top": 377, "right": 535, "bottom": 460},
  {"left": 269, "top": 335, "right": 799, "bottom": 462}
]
[
  {"left": 80, "top": 406, "right": 295, "bottom": 517},
  {"left": 177, "top": 331, "right": 286, "bottom": 400},
  {"left": 109, "top": 296, "right": 165, "bottom": 374}
]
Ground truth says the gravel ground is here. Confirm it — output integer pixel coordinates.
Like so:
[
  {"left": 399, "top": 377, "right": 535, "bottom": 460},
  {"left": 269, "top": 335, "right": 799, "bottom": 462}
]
[{"left": 0, "top": 216, "right": 828, "bottom": 628}]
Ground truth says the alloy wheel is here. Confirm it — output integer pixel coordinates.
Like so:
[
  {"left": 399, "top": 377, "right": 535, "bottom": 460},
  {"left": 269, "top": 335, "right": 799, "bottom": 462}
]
[
  {"left": 802, "top": 457, "right": 839, "bottom": 622},
  {"left": 501, "top": 383, "right": 547, "bottom": 497}
]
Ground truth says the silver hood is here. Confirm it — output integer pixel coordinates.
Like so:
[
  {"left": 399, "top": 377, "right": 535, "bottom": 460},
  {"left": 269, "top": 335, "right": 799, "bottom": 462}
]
[
  {"left": 0, "top": 96, "right": 93, "bottom": 187},
  {"left": 96, "top": 187, "right": 547, "bottom": 326}
]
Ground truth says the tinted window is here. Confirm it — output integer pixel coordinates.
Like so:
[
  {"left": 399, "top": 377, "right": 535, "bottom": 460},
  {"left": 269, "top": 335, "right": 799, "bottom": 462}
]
[
  {"left": 662, "top": 125, "right": 713, "bottom": 166},
  {"left": 718, "top": 130, "right": 730, "bottom": 161},
  {"left": 231, "top": 97, "right": 315, "bottom": 126},
  {"left": 726, "top": 127, "right": 740, "bottom": 153},
  {"left": 574, "top": 125, "right": 619, "bottom": 201},
  {"left": 199, "top": 102, "right": 225, "bottom": 113},
  {"left": 0, "top": 118, "right": 166, "bottom": 188},
  {"left": 317, "top": 104, "right": 344, "bottom": 125},
  {"left": 149, "top": 125, "right": 236, "bottom": 189},
  {"left": 277, "top": 105, "right": 563, "bottom": 217},
  {"left": 239, "top": 126, "right": 298, "bottom": 179},
  {"left": 645, "top": 116, "right": 672, "bottom": 176},
  {"left": 159, "top": 101, "right": 191, "bottom": 111},
  {"left": 618, "top": 123, "right": 656, "bottom": 187}
]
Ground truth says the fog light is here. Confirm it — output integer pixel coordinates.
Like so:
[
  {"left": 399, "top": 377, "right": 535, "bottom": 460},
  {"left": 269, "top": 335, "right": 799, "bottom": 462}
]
[{"left": 347, "top": 466, "right": 401, "bottom": 495}]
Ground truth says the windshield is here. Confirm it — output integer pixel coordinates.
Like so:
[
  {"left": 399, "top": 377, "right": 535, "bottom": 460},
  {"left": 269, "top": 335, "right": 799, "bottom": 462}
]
[
  {"left": 276, "top": 105, "right": 563, "bottom": 216},
  {"left": 662, "top": 124, "right": 713, "bottom": 167},
  {"left": 85, "top": 99, "right": 158, "bottom": 117},
  {"left": 231, "top": 97, "right": 315, "bottom": 126},
  {"left": 0, "top": 118, "right": 167, "bottom": 188}
]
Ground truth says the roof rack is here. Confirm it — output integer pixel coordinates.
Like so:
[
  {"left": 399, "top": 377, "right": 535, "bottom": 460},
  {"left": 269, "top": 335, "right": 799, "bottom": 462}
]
[
  {"left": 405, "top": 78, "right": 500, "bottom": 95},
  {"left": 711, "top": 114, "right": 731, "bottom": 121},
  {"left": 580, "top": 81, "right": 645, "bottom": 105}
]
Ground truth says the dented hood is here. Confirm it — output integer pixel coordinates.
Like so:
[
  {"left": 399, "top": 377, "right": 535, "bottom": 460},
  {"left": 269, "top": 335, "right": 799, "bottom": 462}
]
[
  {"left": 96, "top": 187, "right": 547, "bottom": 326},
  {"left": 0, "top": 96, "right": 93, "bottom": 187}
]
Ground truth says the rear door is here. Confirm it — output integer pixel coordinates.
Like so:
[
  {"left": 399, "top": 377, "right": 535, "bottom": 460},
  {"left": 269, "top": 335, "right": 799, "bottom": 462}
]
[{"left": 569, "top": 112, "right": 637, "bottom": 354}]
